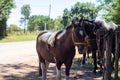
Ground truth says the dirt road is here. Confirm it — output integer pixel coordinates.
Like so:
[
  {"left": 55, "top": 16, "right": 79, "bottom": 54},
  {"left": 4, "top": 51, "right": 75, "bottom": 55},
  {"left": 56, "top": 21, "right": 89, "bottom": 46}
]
[{"left": 0, "top": 41, "right": 102, "bottom": 80}]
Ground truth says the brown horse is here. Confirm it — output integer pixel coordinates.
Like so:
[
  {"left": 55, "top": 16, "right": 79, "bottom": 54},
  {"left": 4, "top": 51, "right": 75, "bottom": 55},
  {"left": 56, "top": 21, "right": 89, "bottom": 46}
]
[
  {"left": 36, "top": 19, "right": 86, "bottom": 80},
  {"left": 78, "top": 19, "right": 101, "bottom": 73}
]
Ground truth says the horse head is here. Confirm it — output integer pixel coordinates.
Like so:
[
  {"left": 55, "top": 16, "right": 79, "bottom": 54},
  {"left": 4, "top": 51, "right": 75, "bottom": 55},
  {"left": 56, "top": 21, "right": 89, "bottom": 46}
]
[
  {"left": 80, "top": 19, "right": 101, "bottom": 36},
  {"left": 71, "top": 18, "right": 86, "bottom": 54}
]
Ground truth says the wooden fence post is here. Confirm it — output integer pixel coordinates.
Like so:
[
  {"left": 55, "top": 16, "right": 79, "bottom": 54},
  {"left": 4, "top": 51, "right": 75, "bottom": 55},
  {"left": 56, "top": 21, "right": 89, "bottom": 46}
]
[
  {"left": 114, "top": 29, "right": 119, "bottom": 80},
  {"left": 103, "top": 30, "right": 113, "bottom": 80}
]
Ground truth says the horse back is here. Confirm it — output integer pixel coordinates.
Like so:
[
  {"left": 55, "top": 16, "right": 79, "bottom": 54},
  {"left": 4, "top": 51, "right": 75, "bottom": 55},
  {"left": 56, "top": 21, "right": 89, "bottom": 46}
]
[{"left": 36, "top": 31, "right": 63, "bottom": 63}]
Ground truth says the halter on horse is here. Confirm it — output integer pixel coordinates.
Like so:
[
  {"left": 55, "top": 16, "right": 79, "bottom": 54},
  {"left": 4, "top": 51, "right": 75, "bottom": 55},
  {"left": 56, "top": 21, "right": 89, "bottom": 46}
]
[
  {"left": 78, "top": 19, "right": 101, "bottom": 73},
  {"left": 36, "top": 19, "right": 86, "bottom": 80}
]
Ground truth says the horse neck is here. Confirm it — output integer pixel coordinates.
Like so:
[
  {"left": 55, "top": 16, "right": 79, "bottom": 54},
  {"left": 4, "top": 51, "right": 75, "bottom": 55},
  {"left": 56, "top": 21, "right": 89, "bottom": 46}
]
[
  {"left": 60, "top": 28, "right": 75, "bottom": 49},
  {"left": 83, "top": 23, "right": 96, "bottom": 39},
  {"left": 84, "top": 24, "right": 93, "bottom": 35}
]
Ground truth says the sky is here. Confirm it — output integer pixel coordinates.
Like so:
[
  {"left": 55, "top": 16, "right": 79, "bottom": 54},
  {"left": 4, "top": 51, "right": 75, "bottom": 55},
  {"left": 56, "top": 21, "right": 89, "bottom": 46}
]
[{"left": 7, "top": 0, "right": 97, "bottom": 29}]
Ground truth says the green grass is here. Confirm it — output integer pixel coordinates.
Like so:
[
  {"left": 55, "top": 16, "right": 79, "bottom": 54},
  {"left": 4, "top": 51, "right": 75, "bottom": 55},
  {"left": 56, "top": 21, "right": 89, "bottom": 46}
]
[{"left": 0, "top": 32, "right": 39, "bottom": 42}]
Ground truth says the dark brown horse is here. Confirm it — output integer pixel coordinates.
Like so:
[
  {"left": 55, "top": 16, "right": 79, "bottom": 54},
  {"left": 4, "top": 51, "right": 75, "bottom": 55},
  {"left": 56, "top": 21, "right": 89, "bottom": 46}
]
[
  {"left": 36, "top": 19, "right": 86, "bottom": 80},
  {"left": 78, "top": 19, "right": 101, "bottom": 73}
]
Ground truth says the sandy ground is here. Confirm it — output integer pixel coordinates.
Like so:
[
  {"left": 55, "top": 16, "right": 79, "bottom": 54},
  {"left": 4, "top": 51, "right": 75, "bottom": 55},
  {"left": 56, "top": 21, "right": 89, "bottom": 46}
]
[{"left": 0, "top": 41, "right": 103, "bottom": 80}]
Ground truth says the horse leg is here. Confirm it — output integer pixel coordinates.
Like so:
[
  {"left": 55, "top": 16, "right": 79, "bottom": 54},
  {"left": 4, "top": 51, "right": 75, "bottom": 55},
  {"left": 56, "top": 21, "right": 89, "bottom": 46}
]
[
  {"left": 97, "top": 49, "right": 104, "bottom": 73},
  {"left": 37, "top": 53, "right": 49, "bottom": 80},
  {"left": 92, "top": 51, "right": 97, "bottom": 73},
  {"left": 82, "top": 47, "right": 86, "bottom": 65},
  {"left": 40, "top": 60, "right": 49, "bottom": 80},
  {"left": 82, "top": 52, "right": 86, "bottom": 65},
  {"left": 86, "top": 49, "right": 92, "bottom": 64},
  {"left": 56, "top": 61, "right": 62, "bottom": 80},
  {"left": 87, "top": 52, "right": 89, "bottom": 58},
  {"left": 37, "top": 54, "right": 43, "bottom": 77},
  {"left": 64, "top": 60, "right": 73, "bottom": 80},
  {"left": 86, "top": 54, "right": 92, "bottom": 64},
  {"left": 41, "top": 62, "right": 46, "bottom": 80},
  {"left": 38, "top": 60, "right": 42, "bottom": 77}
]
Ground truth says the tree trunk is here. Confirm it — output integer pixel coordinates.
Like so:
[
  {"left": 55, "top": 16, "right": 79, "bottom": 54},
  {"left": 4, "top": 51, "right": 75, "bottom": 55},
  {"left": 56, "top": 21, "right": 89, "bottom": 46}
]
[{"left": 0, "top": 18, "right": 7, "bottom": 37}]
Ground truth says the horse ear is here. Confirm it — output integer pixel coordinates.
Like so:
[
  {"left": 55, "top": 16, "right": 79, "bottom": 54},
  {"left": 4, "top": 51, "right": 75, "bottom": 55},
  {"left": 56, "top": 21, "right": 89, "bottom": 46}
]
[
  {"left": 79, "top": 17, "right": 83, "bottom": 26},
  {"left": 72, "top": 18, "right": 79, "bottom": 27},
  {"left": 79, "top": 17, "right": 83, "bottom": 22},
  {"left": 72, "top": 20, "right": 77, "bottom": 28}
]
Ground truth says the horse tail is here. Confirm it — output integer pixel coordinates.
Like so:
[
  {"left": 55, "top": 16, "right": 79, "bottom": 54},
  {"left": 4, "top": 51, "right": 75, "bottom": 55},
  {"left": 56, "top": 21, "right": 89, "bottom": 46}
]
[{"left": 36, "top": 31, "right": 46, "bottom": 76}]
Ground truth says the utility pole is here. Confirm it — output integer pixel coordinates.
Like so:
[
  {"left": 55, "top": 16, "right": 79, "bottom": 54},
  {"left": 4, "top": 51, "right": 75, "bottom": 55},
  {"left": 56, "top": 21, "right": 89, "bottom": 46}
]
[
  {"left": 44, "top": 23, "right": 46, "bottom": 31},
  {"left": 48, "top": 4, "right": 51, "bottom": 18},
  {"left": 44, "top": 4, "right": 51, "bottom": 31}
]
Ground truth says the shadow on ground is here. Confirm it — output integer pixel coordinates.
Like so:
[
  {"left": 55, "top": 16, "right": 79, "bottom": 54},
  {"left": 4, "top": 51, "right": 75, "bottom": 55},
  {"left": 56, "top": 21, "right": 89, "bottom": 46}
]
[{"left": 0, "top": 62, "right": 102, "bottom": 80}]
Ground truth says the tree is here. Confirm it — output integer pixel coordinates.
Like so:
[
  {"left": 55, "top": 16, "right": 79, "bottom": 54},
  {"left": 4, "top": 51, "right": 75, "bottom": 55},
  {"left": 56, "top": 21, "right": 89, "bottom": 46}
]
[
  {"left": 62, "top": 8, "right": 71, "bottom": 28},
  {"left": 20, "top": 4, "right": 31, "bottom": 33},
  {"left": 62, "top": 2, "right": 98, "bottom": 28},
  {"left": 97, "top": 0, "right": 120, "bottom": 24},
  {"left": 0, "top": 0, "right": 15, "bottom": 37},
  {"left": 27, "top": 15, "right": 38, "bottom": 31},
  {"left": 71, "top": 2, "right": 97, "bottom": 19},
  {"left": 28, "top": 15, "right": 54, "bottom": 31},
  {"left": 9, "top": 24, "right": 20, "bottom": 33},
  {"left": 111, "top": 0, "right": 120, "bottom": 24},
  {"left": 54, "top": 16, "right": 64, "bottom": 30}
]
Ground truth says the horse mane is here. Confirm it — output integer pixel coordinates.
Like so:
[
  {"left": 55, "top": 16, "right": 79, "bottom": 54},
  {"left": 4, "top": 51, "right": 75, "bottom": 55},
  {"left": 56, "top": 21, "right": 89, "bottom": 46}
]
[
  {"left": 66, "top": 18, "right": 79, "bottom": 31},
  {"left": 55, "top": 24, "right": 73, "bottom": 39},
  {"left": 66, "top": 24, "right": 73, "bottom": 31}
]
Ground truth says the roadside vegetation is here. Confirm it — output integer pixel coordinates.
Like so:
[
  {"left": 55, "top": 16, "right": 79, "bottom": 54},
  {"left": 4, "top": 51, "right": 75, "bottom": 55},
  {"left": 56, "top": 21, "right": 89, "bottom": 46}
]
[{"left": 0, "top": 31, "right": 39, "bottom": 42}]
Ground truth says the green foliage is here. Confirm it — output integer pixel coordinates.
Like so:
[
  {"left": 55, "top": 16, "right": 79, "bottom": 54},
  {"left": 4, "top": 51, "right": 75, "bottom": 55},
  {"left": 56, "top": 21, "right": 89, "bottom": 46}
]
[
  {"left": 54, "top": 17, "right": 64, "bottom": 30},
  {"left": 21, "top": 4, "right": 31, "bottom": 20},
  {"left": 0, "top": 31, "right": 39, "bottom": 42},
  {"left": 27, "top": 15, "right": 38, "bottom": 31},
  {"left": 111, "top": 0, "right": 120, "bottom": 24},
  {"left": 62, "top": 8, "right": 71, "bottom": 28},
  {"left": 0, "top": 18, "right": 7, "bottom": 36},
  {"left": 71, "top": 2, "right": 97, "bottom": 19},
  {"left": 8, "top": 24, "right": 20, "bottom": 33},
  {"left": 0, "top": 0, "right": 15, "bottom": 20},
  {"left": 0, "top": 0, "right": 15, "bottom": 36},
  {"left": 20, "top": 4, "right": 31, "bottom": 33},
  {"left": 28, "top": 15, "right": 55, "bottom": 31},
  {"left": 97, "top": 0, "right": 120, "bottom": 24},
  {"left": 62, "top": 2, "right": 98, "bottom": 28}
]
